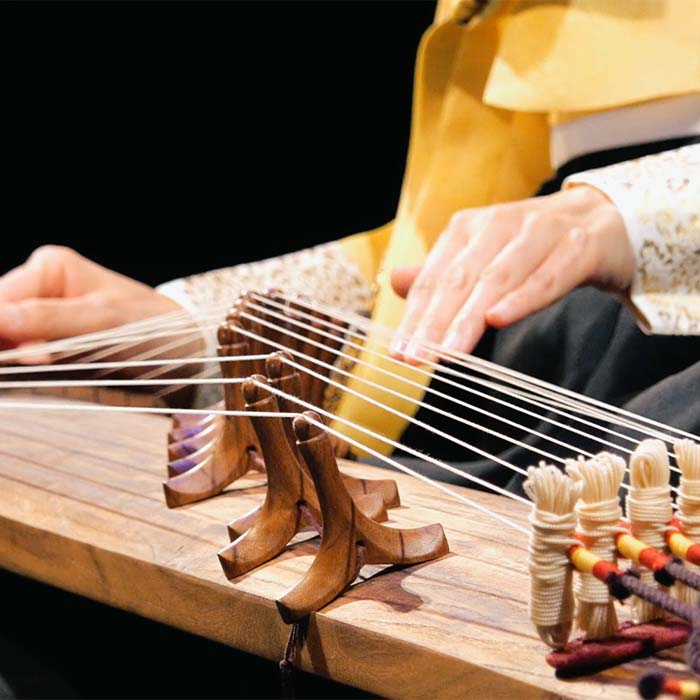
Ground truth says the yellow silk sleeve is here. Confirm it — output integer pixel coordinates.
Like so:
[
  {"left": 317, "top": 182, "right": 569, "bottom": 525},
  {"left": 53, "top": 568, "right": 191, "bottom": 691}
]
[
  {"left": 331, "top": 0, "right": 700, "bottom": 456},
  {"left": 484, "top": 1, "right": 700, "bottom": 113}
]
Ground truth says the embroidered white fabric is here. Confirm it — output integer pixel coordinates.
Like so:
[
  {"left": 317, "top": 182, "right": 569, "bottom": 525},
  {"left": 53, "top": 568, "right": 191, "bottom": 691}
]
[
  {"left": 157, "top": 242, "right": 373, "bottom": 406},
  {"left": 565, "top": 144, "right": 700, "bottom": 335}
]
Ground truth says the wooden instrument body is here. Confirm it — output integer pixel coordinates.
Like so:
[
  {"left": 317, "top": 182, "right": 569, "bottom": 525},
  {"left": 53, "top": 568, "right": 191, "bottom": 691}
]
[{"left": 0, "top": 397, "right": 686, "bottom": 699}]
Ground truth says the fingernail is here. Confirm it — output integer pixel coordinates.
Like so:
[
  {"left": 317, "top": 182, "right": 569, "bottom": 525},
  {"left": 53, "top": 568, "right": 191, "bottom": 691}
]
[
  {"left": 441, "top": 331, "right": 463, "bottom": 354},
  {"left": 389, "top": 337, "right": 408, "bottom": 356},
  {"left": 405, "top": 338, "right": 434, "bottom": 363},
  {"left": 488, "top": 301, "right": 512, "bottom": 324}
]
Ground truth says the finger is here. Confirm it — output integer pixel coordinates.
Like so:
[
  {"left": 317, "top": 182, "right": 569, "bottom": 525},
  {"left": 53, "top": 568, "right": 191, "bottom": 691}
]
[
  {"left": 388, "top": 236, "right": 464, "bottom": 358},
  {"left": 390, "top": 265, "right": 422, "bottom": 299},
  {"left": 404, "top": 212, "right": 514, "bottom": 360},
  {"left": 14, "top": 342, "right": 53, "bottom": 365},
  {"left": 440, "top": 212, "right": 565, "bottom": 354},
  {"left": 0, "top": 296, "right": 121, "bottom": 344},
  {"left": 0, "top": 264, "right": 45, "bottom": 302},
  {"left": 486, "top": 227, "right": 597, "bottom": 328},
  {"left": 0, "top": 246, "right": 77, "bottom": 301},
  {"left": 392, "top": 225, "right": 469, "bottom": 351}
]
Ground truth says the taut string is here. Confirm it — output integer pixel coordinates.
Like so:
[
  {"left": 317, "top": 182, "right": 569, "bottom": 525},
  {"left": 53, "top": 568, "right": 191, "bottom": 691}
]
[
  {"left": 234, "top": 304, "right": 673, "bottom": 475},
  {"left": 247, "top": 294, "right": 680, "bottom": 453},
  {"left": 270, "top": 292, "right": 698, "bottom": 444},
  {"left": 247, "top": 378, "right": 532, "bottom": 525},
  {"left": 0, "top": 289, "right": 692, "bottom": 483},
  {"left": 0, "top": 354, "right": 269, "bottom": 374},
  {"left": 1, "top": 287, "right": 691, "bottom": 452},
  {"left": 0, "top": 304, "right": 230, "bottom": 364},
  {"left": 0, "top": 310, "right": 673, "bottom": 491},
  {"left": 0, "top": 393, "right": 530, "bottom": 537},
  {"left": 299, "top": 411, "right": 530, "bottom": 537},
  {"left": 0, "top": 401, "right": 291, "bottom": 419}
]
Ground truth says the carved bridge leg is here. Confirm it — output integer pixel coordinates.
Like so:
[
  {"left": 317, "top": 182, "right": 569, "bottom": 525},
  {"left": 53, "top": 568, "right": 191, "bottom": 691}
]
[
  {"left": 162, "top": 291, "right": 397, "bottom": 513},
  {"left": 276, "top": 412, "right": 450, "bottom": 624},
  {"left": 167, "top": 420, "right": 218, "bottom": 463},
  {"left": 218, "top": 377, "right": 388, "bottom": 579},
  {"left": 170, "top": 410, "right": 218, "bottom": 435},
  {"left": 225, "top": 353, "right": 400, "bottom": 539},
  {"left": 162, "top": 324, "right": 262, "bottom": 508},
  {"left": 265, "top": 350, "right": 401, "bottom": 509}
]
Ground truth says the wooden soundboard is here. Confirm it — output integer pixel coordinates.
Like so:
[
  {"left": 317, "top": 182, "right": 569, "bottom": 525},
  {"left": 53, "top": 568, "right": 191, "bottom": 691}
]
[{"left": 0, "top": 398, "right": 688, "bottom": 699}]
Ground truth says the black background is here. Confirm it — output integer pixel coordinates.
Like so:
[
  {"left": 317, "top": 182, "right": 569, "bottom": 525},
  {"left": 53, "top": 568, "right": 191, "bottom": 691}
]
[{"left": 3, "top": 0, "right": 435, "bottom": 286}]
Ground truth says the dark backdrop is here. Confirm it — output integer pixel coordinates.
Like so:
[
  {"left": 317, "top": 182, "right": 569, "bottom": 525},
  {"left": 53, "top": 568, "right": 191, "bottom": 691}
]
[{"left": 3, "top": 0, "right": 435, "bottom": 286}]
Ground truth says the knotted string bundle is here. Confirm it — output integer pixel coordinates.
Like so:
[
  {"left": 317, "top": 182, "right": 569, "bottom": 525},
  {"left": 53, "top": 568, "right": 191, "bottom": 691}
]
[
  {"left": 566, "top": 452, "right": 626, "bottom": 640},
  {"left": 675, "top": 439, "right": 700, "bottom": 607},
  {"left": 626, "top": 439, "right": 673, "bottom": 622},
  {"left": 524, "top": 463, "right": 582, "bottom": 648}
]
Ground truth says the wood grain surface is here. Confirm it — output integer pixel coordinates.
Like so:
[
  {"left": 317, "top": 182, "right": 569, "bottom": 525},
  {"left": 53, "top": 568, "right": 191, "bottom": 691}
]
[{"left": 0, "top": 397, "right": 691, "bottom": 699}]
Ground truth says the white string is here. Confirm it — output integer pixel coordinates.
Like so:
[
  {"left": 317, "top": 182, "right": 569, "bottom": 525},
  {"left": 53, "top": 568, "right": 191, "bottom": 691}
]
[
  {"left": 0, "top": 401, "right": 294, "bottom": 419},
  {"left": 0, "top": 301, "right": 232, "bottom": 364},
  {"left": 0, "top": 378, "right": 246, "bottom": 388},
  {"left": 273, "top": 292, "right": 700, "bottom": 443},
  {"left": 0, "top": 307, "right": 623, "bottom": 479},
  {"left": 510, "top": 390, "right": 677, "bottom": 455},
  {"left": 0, "top": 301, "right": 644, "bottom": 493},
  {"left": 256, "top": 293, "right": 681, "bottom": 449},
  {"left": 53, "top": 314, "right": 209, "bottom": 363},
  {"left": 0, "top": 303, "right": 230, "bottom": 363},
  {"left": 0, "top": 323, "right": 221, "bottom": 365},
  {"left": 250, "top": 376, "right": 532, "bottom": 507},
  {"left": 85, "top": 331, "right": 210, "bottom": 378},
  {"left": 245, "top": 295, "right": 678, "bottom": 461},
  {"left": 0, "top": 294, "right": 674, "bottom": 493},
  {"left": 0, "top": 389, "right": 530, "bottom": 536},
  {"left": 230, "top": 320, "right": 557, "bottom": 473},
  {"left": 279, "top": 354, "right": 535, "bottom": 472},
  {"left": 155, "top": 365, "right": 222, "bottom": 399},
  {"left": 3, "top": 286, "right": 690, "bottom": 456},
  {"left": 0, "top": 355, "right": 269, "bottom": 374},
  {"left": 239, "top": 305, "right": 602, "bottom": 455},
  {"left": 235, "top": 305, "right": 645, "bottom": 483},
  {"left": 297, "top": 413, "right": 529, "bottom": 536},
  {"left": 0, "top": 289, "right": 689, "bottom": 496}
]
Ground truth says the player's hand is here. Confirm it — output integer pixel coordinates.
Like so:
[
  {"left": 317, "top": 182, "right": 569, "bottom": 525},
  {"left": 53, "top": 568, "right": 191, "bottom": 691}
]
[
  {"left": 390, "top": 185, "right": 634, "bottom": 361},
  {"left": 0, "top": 246, "right": 183, "bottom": 356}
]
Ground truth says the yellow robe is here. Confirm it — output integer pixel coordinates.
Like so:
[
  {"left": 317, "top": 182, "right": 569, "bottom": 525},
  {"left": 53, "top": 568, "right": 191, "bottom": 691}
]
[{"left": 332, "top": 0, "right": 700, "bottom": 454}]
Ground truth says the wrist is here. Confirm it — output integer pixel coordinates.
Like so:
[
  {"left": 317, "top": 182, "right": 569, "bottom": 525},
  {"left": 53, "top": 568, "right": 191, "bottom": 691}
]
[{"left": 555, "top": 184, "right": 635, "bottom": 290}]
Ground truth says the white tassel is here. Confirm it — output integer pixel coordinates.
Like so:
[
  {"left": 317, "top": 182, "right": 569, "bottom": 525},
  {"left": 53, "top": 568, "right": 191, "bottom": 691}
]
[
  {"left": 524, "top": 463, "right": 582, "bottom": 648},
  {"left": 566, "top": 453, "right": 625, "bottom": 640},
  {"left": 626, "top": 439, "right": 672, "bottom": 622},
  {"left": 674, "top": 440, "right": 700, "bottom": 607}
]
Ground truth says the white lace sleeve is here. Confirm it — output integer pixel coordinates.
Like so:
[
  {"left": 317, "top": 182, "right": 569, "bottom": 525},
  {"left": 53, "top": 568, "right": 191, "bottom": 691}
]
[
  {"left": 564, "top": 144, "right": 700, "bottom": 334},
  {"left": 157, "top": 241, "right": 374, "bottom": 354},
  {"left": 157, "top": 242, "right": 373, "bottom": 407}
]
